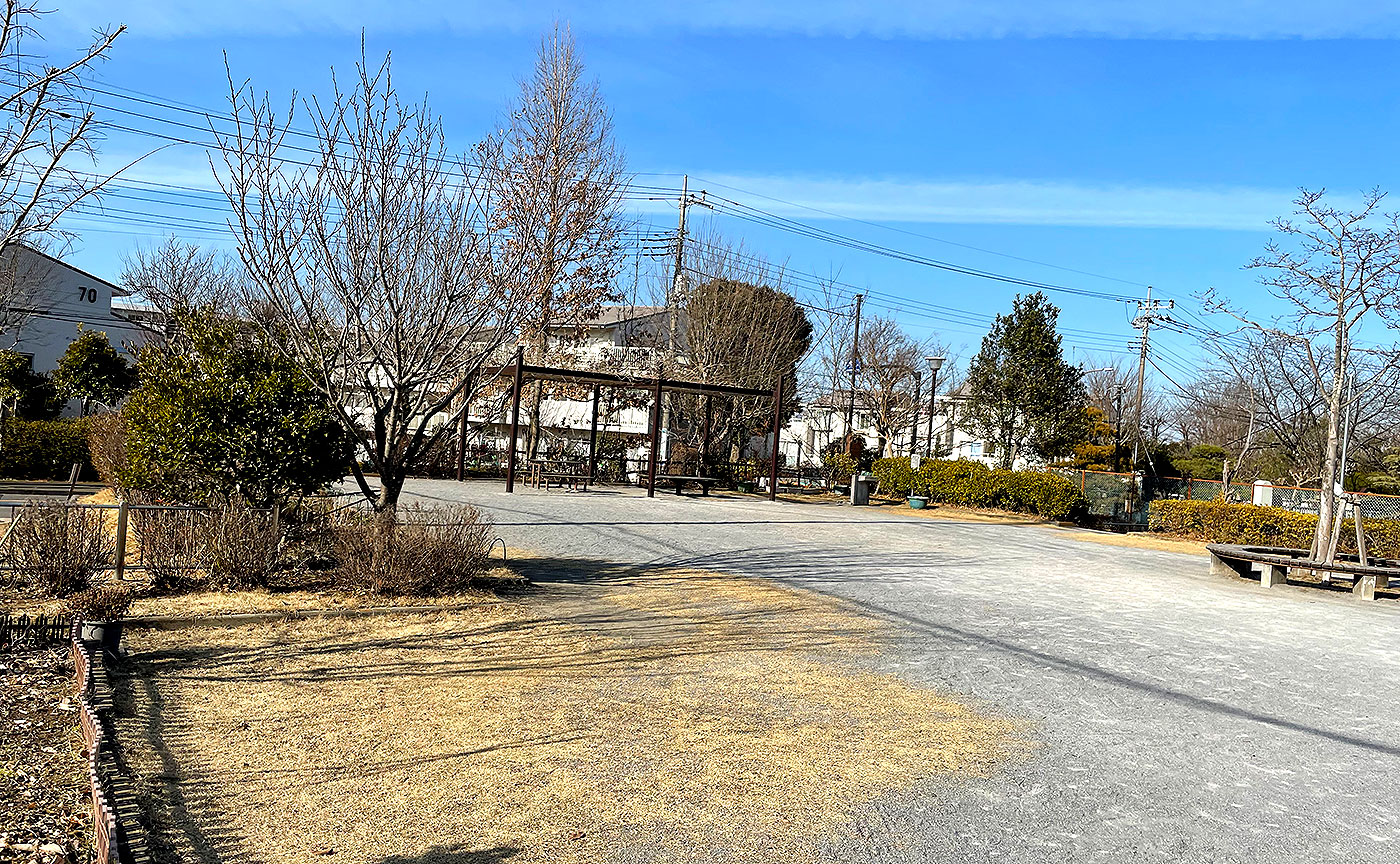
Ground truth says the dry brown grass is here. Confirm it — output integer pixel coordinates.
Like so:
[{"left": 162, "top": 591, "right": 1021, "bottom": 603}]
[
  {"left": 117, "top": 565, "right": 1028, "bottom": 864},
  {"left": 124, "top": 565, "right": 518, "bottom": 618}
]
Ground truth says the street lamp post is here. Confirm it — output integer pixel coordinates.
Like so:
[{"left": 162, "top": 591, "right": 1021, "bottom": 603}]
[{"left": 924, "top": 356, "right": 945, "bottom": 457}]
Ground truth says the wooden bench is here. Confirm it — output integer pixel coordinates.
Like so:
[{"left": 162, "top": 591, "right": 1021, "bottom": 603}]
[
  {"left": 530, "top": 461, "right": 590, "bottom": 491},
  {"left": 1207, "top": 543, "right": 1400, "bottom": 600},
  {"left": 655, "top": 474, "right": 717, "bottom": 496}
]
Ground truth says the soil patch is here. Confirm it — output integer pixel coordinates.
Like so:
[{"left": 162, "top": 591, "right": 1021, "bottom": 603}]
[{"left": 0, "top": 647, "right": 91, "bottom": 862}]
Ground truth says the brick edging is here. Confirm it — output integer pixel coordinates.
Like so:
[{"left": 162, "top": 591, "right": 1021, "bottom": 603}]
[{"left": 71, "top": 624, "right": 151, "bottom": 864}]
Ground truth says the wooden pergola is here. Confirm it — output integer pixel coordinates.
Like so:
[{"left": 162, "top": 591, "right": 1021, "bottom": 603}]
[{"left": 483, "top": 346, "right": 786, "bottom": 500}]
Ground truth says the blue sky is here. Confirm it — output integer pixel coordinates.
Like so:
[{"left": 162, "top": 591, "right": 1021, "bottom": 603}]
[{"left": 40, "top": 1, "right": 1400, "bottom": 383}]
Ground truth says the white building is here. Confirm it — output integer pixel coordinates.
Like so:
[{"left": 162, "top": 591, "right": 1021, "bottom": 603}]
[
  {"left": 1, "top": 245, "right": 143, "bottom": 372},
  {"left": 778, "top": 388, "right": 1018, "bottom": 471}
]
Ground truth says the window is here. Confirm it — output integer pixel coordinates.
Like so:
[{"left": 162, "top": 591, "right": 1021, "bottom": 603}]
[{"left": 968, "top": 442, "right": 982, "bottom": 457}]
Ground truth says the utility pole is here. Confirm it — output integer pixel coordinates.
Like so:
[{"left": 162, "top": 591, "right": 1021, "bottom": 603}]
[
  {"left": 663, "top": 175, "right": 707, "bottom": 464},
  {"left": 844, "top": 293, "right": 865, "bottom": 453},
  {"left": 1128, "top": 287, "right": 1174, "bottom": 508},
  {"left": 908, "top": 370, "right": 921, "bottom": 456},
  {"left": 668, "top": 174, "right": 689, "bottom": 354},
  {"left": 666, "top": 175, "right": 710, "bottom": 353}
]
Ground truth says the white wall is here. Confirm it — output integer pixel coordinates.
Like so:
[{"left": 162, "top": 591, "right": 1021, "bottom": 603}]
[{"left": 4, "top": 247, "right": 144, "bottom": 372}]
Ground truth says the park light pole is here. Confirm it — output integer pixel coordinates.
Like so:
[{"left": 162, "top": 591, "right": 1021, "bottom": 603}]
[{"left": 923, "top": 356, "right": 944, "bottom": 457}]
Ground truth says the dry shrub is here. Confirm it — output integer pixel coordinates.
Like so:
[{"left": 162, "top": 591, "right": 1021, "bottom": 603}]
[
  {"left": 87, "top": 411, "right": 128, "bottom": 492},
  {"left": 333, "top": 503, "right": 493, "bottom": 596},
  {"left": 131, "top": 503, "right": 278, "bottom": 592},
  {"left": 205, "top": 504, "right": 279, "bottom": 590},
  {"left": 63, "top": 583, "right": 133, "bottom": 621},
  {"left": 131, "top": 507, "right": 207, "bottom": 594},
  {"left": 9, "top": 501, "right": 114, "bottom": 596}
]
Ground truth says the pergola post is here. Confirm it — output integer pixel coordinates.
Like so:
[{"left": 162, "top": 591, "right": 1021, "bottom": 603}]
[
  {"left": 769, "top": 374, "right": 784, "bottom": 502},
  {"left": 701, "top": 393, "right": 713, "bottom": 476},
  {"left": 504, "top": 345, "right": 525, "bottom": 493},
  {"left": 647, "top": 376, "right": 663, "bottom": 498},
  {"left": 587, "top": 384, "right": 601, "bottom": 482},
  {"left": 455, "top": 371, "right": 475, "bottom": 482}
]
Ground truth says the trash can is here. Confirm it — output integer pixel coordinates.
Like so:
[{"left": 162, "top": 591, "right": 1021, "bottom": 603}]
[{"left": 850, "top": 472, "right": 875, "bottom": 506}]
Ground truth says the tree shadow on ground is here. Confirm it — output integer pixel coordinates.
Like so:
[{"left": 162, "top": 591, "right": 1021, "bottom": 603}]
[{"left": 375, "top": 845, "right": 519, "bottom": 864}]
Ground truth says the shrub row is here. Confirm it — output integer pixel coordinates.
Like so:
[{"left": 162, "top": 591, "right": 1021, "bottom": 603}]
[
  {"left": 1147, "top": 498, "right": 1400, "bottom": 558},
  {"left": 871, "top": 457, "right": 1087, "bottom": 521},
  {"left": 0, "top": 417, "right": 95, "bottom": 480}
]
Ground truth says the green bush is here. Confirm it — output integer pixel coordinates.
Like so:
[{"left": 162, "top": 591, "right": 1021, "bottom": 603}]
[
  {"left": 0, "top": 417, "right": 94, "bottom": 480},
  {"left": 121, "top": 313, "right": 354, "bottom": 508},
  {"left": 871, "top": 456, "right": 1086, "bottom": 521},
  {"left": 1148, "top": 498, "right": 1400, "bottom": 558}
]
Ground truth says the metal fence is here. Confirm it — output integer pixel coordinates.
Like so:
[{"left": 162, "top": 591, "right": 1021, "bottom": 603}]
[
  {"left": 1054, "top": 469, "right": 1400, "bottom": 525},
  {"left": 0, "top": 501, "right": 278, "bottom": 580}
]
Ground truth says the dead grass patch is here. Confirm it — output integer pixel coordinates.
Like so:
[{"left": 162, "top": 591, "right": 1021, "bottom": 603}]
[{"left": 117, "top": 565, "right": 1028, "bottom": 864}]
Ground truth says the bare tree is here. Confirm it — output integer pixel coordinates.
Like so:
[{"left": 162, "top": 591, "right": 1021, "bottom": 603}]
[
  {"left": 0, "top": 3, "right": 142, "bottom": 335},
  {"left": 214, "top": 52, "right": 528, "bottom": 511},
  {"left": 119, "top": 237, "right": 243, "bottom": 337},
  {"left": 485, "top": 25, "right": 628, "bottom": 458},
  {"left": 1208, "top": 189, "right": 1400, "bottom": 561},
  {"left": 836, "top": 316, "right": 940, "bottom": 457}
]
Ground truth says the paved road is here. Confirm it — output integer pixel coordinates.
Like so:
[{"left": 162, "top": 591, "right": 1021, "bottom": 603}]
[{"left": 406, "top": 479, "right": 1400, "bottom": 863}]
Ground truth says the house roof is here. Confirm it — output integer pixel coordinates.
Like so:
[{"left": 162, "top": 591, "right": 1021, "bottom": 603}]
[
  {"left": 10, "top": 243, "right": 123, "bottom": 294},
  {"left": 578, "top": 305, "right": 668, "bottom": 328}
]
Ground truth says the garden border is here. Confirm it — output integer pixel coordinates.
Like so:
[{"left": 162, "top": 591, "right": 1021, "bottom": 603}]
[{"left": 71, "top": 623, "right": 151, "bottom": 864}]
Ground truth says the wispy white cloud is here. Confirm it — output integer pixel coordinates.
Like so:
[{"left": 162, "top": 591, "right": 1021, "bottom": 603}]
[
  {"left": 685, "top": 174, "right": 1305, "bottom": 230},
  {"left": 53, "top": 0, "right": 1400, "bottom": 40}
]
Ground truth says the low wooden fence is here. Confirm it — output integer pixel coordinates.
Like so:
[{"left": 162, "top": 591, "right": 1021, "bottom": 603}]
[{"left": 0, "top": 611, "right": 69, "bottom": 649}]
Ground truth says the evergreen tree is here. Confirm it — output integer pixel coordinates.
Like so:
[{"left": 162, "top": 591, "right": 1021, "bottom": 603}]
[
  {"left": 51, "top": 329, "right": 135, "bottom": 415},
  {"left": 961, "top": 292, "right": 1087, "bottom": 469}
]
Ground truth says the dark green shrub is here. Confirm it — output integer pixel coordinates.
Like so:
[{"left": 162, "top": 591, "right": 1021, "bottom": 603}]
[
  {"left": 0, "top": 417, "right": 94, "bottom": 480},
  {"left": 121, "top": 313, "right": 354, "bottom": 508}
]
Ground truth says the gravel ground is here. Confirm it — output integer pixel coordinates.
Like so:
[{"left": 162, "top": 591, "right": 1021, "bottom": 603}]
[{"left": 401, "top": 479, "right": 1400, "bottom": 864}]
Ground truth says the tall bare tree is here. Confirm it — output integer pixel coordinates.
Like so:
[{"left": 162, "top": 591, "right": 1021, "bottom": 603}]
[
  {"left": 1208, "top": 189, "right": 1400, "bottom": 561},
  {"left": 214, "top": 52, "right": 528, "bottom": 511},
  {"left": 485, "top": 25, "right": 628, "bottom": 458},
  {"left": 0, "top": 3, "right": 140, "bottom": 335}
]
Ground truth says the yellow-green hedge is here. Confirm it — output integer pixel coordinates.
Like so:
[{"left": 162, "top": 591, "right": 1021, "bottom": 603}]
[
  {"left": 1148, "top": 498, "right": 1400, "bottom": 558},
  {"left": 871, "top": 456, "right": 1086, "bottom": 521}
]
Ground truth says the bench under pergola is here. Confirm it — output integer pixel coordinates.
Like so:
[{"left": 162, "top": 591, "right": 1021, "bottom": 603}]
[{"left": 479, "top": 346, "right": 787, "bottom": 500}]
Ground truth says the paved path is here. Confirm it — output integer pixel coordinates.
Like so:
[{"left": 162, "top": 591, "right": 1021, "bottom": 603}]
[{"left": 407, "top": 480, "right": 1400, "bottom": 863}]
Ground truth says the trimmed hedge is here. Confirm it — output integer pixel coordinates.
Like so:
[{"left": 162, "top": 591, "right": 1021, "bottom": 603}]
[
  {"left": 1148, "top": 498, "right": 1400, "bottom": 558},
  {"left": 871, "top": 456, "right": 1086, "bottom": 521},
  {"left": 0, "top": 417, "right": 95, "bottom": 480}
]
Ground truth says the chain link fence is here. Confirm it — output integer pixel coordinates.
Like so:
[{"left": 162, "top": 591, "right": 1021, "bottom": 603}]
[{"left": 1055, "top": 469, "right": 1400, "bottom": 525}]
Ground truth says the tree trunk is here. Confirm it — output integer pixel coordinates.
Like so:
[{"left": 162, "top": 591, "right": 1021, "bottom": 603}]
[
  {"left": 1313, "top": 361, "right": 1345, "bottom": 562},
  {"left": 376, "top": 470, "right": 404, "bottom": 513}
]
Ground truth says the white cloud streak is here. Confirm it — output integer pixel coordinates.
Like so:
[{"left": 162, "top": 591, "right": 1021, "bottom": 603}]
[
  {"left": 54, "top": 1, "right": 1400, "bottom": 41},
  {"left": 689, "top": 174, "right": 1304, "bottom": 230}
]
